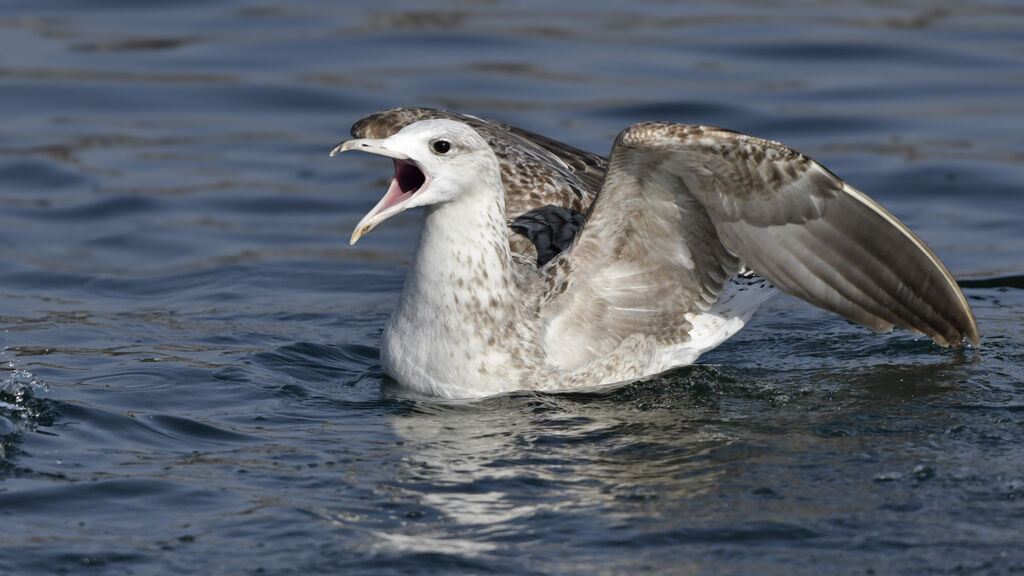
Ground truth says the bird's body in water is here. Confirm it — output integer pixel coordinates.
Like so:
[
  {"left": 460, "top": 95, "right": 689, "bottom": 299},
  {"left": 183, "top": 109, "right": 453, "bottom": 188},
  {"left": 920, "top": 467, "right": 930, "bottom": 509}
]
[{"left": 333, "top": 108, "right": 978, "bottom": 399}]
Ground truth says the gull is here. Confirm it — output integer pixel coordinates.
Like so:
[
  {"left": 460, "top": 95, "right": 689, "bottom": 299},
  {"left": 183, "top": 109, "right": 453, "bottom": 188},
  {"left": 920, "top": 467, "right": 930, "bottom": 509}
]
[{"left": 331, "top": 108, "right": 979, "bottom": 398}]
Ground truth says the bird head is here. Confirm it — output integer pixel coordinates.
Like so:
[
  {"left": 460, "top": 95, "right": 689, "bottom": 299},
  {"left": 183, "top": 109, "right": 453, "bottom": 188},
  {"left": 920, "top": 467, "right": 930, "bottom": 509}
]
[{"left": 331, "top": 119, "right": 494, "bottom": 244}]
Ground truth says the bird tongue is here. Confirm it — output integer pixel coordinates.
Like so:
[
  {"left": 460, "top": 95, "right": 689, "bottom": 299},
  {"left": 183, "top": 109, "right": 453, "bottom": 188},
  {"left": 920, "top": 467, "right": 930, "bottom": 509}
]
[
  {"left": 378, "top": 159, "right": 424, "bottom": 211},
  {"left": 378, "top": 178, "right": 412, "bottom": 212}
]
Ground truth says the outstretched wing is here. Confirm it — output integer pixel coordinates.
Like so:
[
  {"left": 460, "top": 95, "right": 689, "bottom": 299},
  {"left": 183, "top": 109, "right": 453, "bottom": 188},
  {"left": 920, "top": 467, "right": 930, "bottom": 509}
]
[{"left": 541, "top": 122, "right": 978, "bottom": 369}]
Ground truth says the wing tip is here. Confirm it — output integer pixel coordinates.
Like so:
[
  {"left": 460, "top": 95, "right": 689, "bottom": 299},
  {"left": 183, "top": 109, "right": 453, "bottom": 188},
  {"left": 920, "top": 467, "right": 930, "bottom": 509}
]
[
  {"left": 921, "top": 312, "right": 980, "bottom": 349},
  {"left": 959, "top": 318, "right": 982, "bottom": 349},
  {"left": 867, "top": 315, "right": 978, "bottom": 349},
  {"left": 915, "top": 299, "right": 980, "bottom": 349},
  {"left": 835, "top": 181, "right": 981, "bottom": 350},
  {"left": 943, "top": 285, "right": 981, "bottom": 349}
]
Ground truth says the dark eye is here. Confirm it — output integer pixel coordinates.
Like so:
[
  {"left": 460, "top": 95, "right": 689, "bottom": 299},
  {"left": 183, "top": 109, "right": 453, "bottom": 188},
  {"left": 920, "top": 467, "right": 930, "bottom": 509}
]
[{"left": 432, "top": 139, "right": 451, "bottom": 154}]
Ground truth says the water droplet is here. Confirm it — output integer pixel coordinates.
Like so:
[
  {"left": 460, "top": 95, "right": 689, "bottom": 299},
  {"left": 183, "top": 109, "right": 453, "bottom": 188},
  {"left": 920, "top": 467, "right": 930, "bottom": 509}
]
[
  {"left": 873, "top": 471, "right": 903, "bottom": 482},
  {"left": 913, "top": 465, "right": 936, "bottom": 481}
]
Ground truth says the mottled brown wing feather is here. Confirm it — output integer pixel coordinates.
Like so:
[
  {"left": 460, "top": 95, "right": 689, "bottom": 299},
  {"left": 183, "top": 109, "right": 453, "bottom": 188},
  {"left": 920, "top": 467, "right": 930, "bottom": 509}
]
[
  {"left": 545, "top": 122, "right": 979, "bottom": 361},
  {"left": 538, "top": 128, "right": 741, "bottom": 370}
]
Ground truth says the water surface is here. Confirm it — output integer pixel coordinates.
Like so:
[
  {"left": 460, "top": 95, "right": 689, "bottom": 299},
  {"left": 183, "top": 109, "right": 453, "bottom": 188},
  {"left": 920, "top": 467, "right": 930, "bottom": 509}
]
[{"left": 1, "top": 1, "right": 1023, "bottom": 574}]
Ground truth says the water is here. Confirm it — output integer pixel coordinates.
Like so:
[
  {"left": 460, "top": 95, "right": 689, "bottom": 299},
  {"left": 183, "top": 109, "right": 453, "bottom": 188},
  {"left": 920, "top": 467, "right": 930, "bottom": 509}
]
[{"left": 1, "top": 1, "right": 1023, "bottom": 573}]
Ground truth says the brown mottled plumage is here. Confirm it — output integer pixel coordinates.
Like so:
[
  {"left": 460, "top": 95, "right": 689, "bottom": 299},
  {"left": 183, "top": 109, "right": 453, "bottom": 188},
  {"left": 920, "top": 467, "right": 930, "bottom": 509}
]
[{"left": 333, "top": 109, "right": 979, "bottom": 398}]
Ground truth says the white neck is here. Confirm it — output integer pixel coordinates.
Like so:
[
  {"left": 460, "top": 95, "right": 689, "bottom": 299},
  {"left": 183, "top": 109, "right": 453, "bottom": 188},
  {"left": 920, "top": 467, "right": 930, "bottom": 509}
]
[{"left": 380, "top": 170, "right": 524, "bottom": 397}]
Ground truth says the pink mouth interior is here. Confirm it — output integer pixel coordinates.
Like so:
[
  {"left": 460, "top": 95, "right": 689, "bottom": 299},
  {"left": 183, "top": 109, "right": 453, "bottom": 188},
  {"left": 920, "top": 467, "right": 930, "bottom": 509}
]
[{"left": 379, "top": 159, "right": 426, "bottom": 211}]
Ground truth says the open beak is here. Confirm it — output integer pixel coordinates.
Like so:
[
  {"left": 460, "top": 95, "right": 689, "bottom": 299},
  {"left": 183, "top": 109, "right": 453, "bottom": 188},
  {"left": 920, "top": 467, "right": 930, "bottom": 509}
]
[{"left": 331, "top": 139, "right": 429, "bottom": 244}]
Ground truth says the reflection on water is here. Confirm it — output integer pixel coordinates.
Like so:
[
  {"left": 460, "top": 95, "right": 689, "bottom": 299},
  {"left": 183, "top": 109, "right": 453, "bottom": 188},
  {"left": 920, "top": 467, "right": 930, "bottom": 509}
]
[
  {"left": 380, "top": 350, "right": 996, "bottom": 562},
  {"left": 1, "top": 0, "right": 1023, "bottom": 573}
]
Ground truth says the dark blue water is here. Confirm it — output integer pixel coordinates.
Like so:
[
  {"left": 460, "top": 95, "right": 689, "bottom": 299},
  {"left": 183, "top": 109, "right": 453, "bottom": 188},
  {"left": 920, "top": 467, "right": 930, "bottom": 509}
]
[{"left": 2, "top": 1, "right": 1023, "bottom": 574}]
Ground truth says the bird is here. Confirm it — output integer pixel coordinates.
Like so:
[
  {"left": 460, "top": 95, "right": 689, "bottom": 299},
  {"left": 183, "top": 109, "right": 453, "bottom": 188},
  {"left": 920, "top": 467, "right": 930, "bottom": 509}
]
[{"left": 331, "top": 107, "right": 979, "bottom": 399}]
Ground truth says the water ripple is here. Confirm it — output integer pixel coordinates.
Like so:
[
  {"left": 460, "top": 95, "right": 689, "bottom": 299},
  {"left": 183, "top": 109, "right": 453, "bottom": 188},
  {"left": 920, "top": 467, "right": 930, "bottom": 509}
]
[{"left": 1, "top": 0, "right": 1023, "bottom": 574}]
